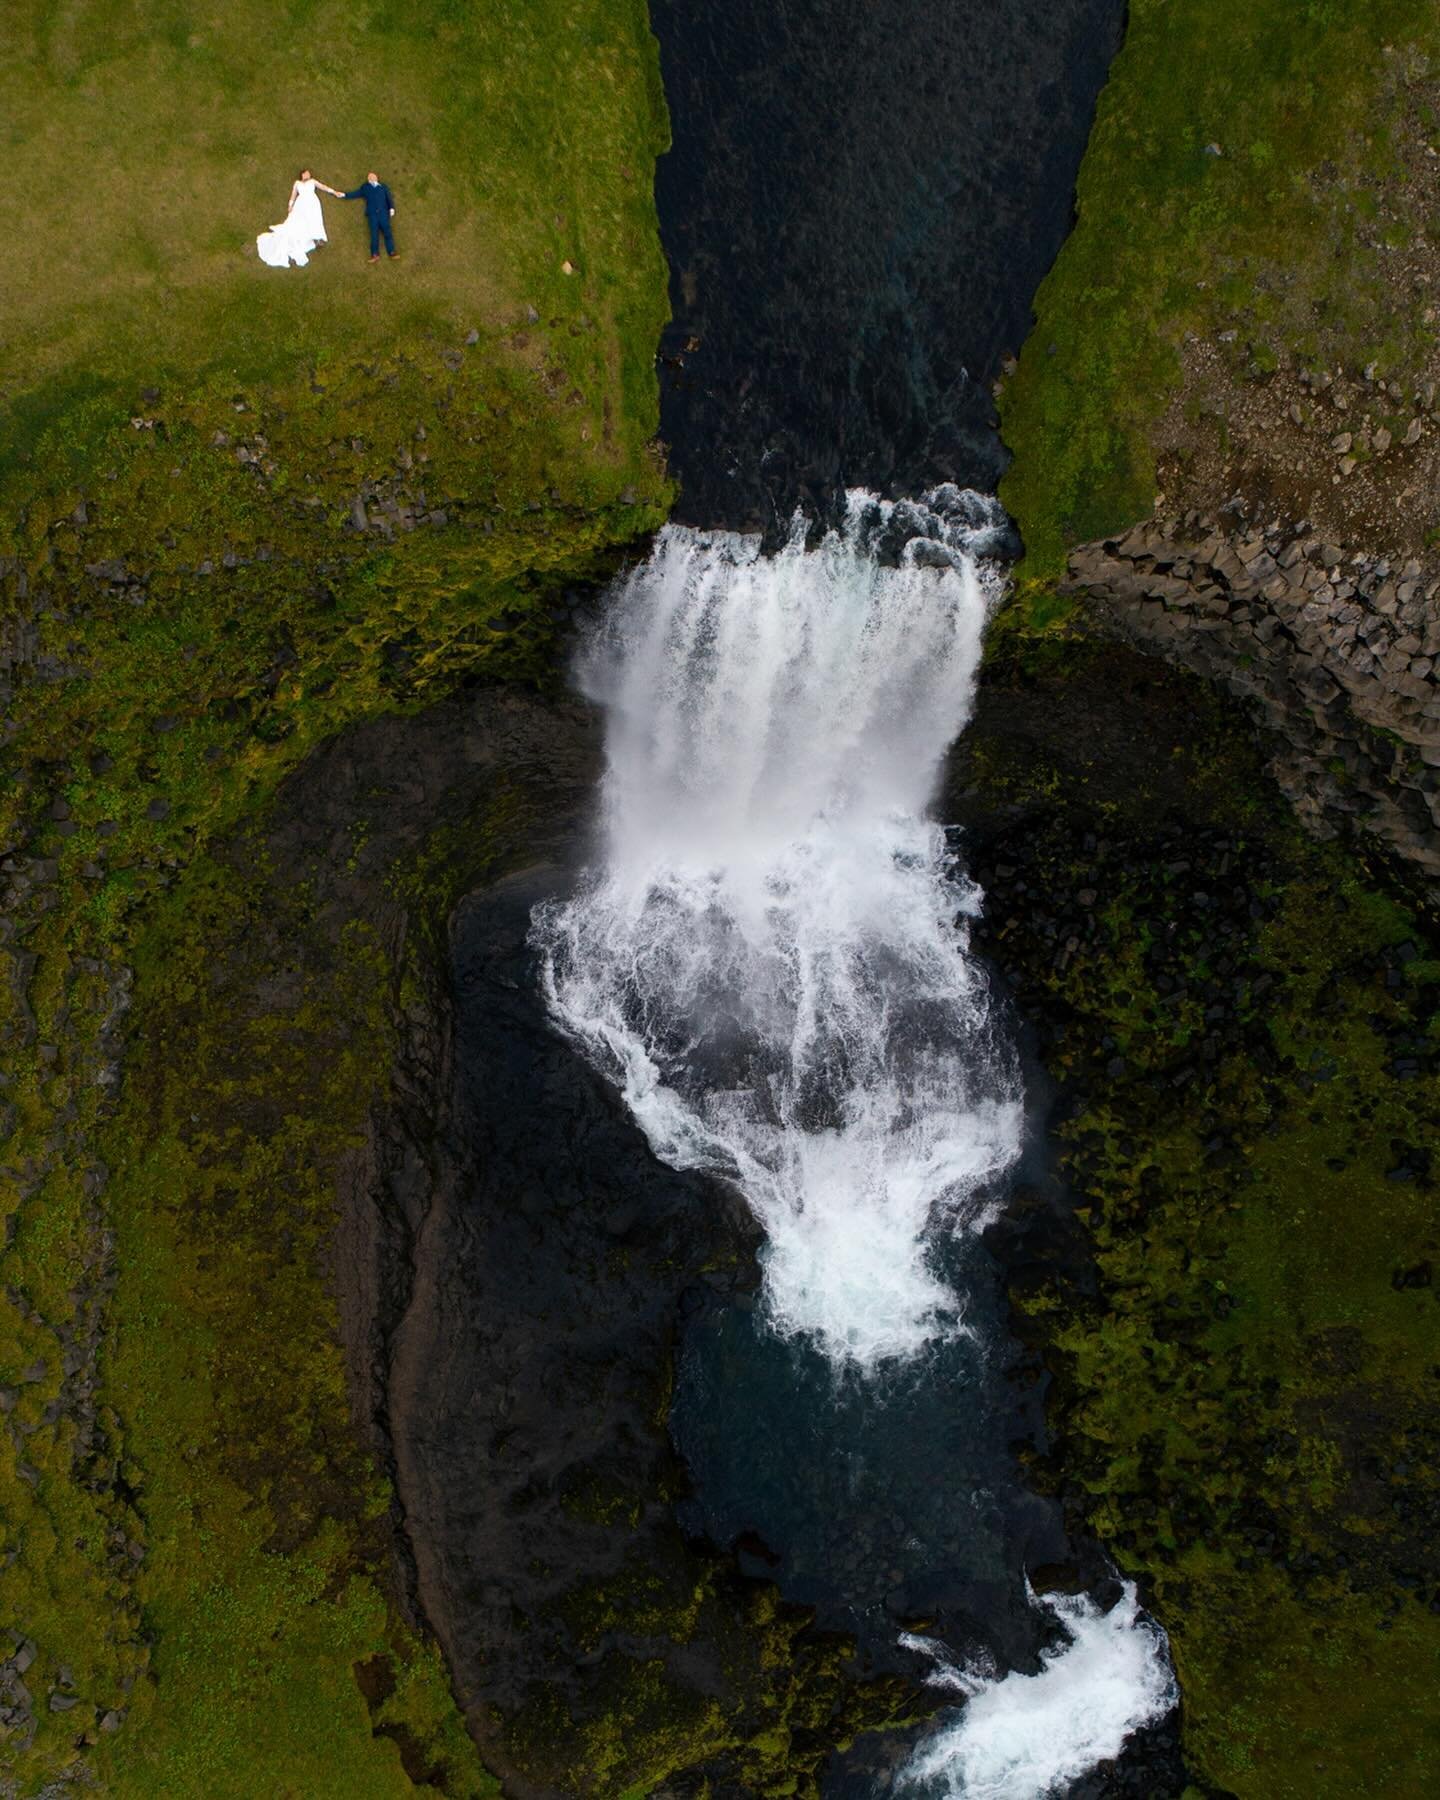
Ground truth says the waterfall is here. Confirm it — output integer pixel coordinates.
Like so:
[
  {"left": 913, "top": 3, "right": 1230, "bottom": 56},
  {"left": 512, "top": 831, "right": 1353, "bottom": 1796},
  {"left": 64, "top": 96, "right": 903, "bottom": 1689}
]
[
  {"left": 533, "top": 486, "right": 1176, "bottom": 1792},
  {"left": 536, "top": 489, "right": 1021, "bottom": 1365}
]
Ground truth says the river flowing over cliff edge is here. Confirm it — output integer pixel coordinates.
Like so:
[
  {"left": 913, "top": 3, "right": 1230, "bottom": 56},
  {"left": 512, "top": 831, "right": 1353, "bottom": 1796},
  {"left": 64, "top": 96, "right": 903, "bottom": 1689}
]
[{"left": 533, "top": 490, "right": 1177, "bottom": 1794}]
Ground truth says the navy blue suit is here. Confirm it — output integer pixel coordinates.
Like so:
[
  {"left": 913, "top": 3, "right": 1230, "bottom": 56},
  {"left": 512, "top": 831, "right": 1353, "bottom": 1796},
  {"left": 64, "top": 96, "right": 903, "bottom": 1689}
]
[{"left": 343, "top": 181, "right": 396, "bottom": 257}]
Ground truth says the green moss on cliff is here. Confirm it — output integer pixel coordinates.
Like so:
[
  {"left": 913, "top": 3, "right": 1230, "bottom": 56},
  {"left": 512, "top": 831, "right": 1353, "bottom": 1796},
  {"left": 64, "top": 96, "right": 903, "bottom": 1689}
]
[
  {"left": 509, "top": 1565, "right": 923, "bottom": 1799},
  {"left": 1000, "top": 0, "right": 1440, "bottom": 573},
  {"left": 1042, "top": 866, "right": 1440, "bottom": 1794},
  {"left": 79, "top": 773, "right": 526, "bottom": 1797},
  {"left": 91, "top": 860, "right": 398, "bottom": 1795},
  {"left": 962, "top": 623, "right": 1440, "bottom": 1796},
  {"left": 91, "top": 824, "right": 500, "bottom": 1795}
]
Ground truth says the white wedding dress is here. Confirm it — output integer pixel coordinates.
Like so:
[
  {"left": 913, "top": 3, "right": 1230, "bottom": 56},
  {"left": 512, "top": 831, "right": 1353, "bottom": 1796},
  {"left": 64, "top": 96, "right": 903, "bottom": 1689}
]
[{"left": 257, "top": 178, "right": 328, "bottom": 269}]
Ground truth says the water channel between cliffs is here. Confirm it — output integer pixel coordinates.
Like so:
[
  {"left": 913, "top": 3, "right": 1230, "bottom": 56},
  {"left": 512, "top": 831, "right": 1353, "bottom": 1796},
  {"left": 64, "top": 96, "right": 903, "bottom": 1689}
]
[{"left": 528, "top": 491, "right": 1177, "bottom": 1795}]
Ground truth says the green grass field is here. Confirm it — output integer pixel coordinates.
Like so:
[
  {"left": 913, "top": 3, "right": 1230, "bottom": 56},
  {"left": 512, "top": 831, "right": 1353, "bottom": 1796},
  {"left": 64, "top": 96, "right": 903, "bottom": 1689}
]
[
  {"left": 1, "top": 6, "right": 672, "bottom": 1793},
  {"left": 3, "top": 0, "right": 668, "bottom": 483}
]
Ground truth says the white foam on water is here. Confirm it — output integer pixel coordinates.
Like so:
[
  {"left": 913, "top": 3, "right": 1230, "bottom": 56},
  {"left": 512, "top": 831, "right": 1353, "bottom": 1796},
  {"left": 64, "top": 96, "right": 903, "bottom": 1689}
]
[
  {"left": 899, "top": 1584, "right": 1178, "bottom": 1799},
  {"left": 535, "top": 490, "right": 1023, "bottom": 1367}
]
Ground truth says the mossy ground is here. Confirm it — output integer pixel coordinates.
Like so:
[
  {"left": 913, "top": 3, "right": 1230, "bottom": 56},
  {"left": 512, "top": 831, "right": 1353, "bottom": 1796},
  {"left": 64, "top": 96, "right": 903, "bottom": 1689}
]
[
  {"left": 92, "top": 851, "right": 495, "bottom": 1798},
  {"left": 509, "top": 1560, "right": 923, "bottom": 1800},
  {"left": 79, "top": 728, "right": 572, "bottom": 1798},
  {"left": 497, "top": 1523, "right": 929, "bottom": 1800},
  {"left": 958, "top": 617, "right": 1440, "bottom": 1796},
  {"left": 999, "top": 0, "right": 1440, "bottom": 574},
  {"left": 2, "top": 4, "right": 671, "bottom": 1790}
]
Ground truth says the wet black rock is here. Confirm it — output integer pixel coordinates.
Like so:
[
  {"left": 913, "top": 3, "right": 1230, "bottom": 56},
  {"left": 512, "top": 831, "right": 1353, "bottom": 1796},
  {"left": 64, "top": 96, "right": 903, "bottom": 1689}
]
[{"left": 383, "top": 872, "right": 761, "bottom": 1738}]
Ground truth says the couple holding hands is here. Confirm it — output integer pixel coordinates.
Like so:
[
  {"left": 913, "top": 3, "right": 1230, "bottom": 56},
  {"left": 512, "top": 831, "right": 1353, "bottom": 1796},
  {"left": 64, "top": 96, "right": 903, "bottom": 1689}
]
[{"left": 257, "top": 168, "right": 398, "bottom": 270}]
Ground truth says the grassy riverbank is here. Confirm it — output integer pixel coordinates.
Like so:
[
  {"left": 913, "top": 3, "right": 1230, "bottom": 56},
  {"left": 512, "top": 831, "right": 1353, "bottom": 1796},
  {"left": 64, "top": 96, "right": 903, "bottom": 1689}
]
[
  {"left": 0, "top": 4, "right": 670, "bottom": 1790},
  {"left": 999, "top": 0, "right": 1440, "bottom": 574},
  {"left": 992, "top": 13, "right": 1440, "bottom": 1769}
]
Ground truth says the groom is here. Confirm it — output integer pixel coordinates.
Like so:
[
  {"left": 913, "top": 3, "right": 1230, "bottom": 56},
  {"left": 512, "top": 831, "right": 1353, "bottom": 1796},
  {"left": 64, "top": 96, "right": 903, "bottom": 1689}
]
[{"left": 342, "top": 171, "right": 397, "bottom": 263}]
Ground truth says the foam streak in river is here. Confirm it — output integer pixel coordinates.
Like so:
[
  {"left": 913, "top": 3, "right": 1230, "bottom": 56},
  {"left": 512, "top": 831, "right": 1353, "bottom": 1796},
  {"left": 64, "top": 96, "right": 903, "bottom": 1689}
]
[{"left": 535, "top": 489, "right": 1022, "bottom": 1366}]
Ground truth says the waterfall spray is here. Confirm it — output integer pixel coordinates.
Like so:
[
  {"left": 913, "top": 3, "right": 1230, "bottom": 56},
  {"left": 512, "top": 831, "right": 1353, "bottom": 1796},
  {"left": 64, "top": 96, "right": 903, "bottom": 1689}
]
[{"left": 536, "top": 490, "right": 1022, "bottom": 1366}]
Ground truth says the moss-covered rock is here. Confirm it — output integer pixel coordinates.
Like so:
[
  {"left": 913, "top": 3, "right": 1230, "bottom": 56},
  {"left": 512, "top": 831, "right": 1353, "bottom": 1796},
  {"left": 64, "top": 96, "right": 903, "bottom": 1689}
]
[
  {"left": 505, "top": 1576, "right": 922, "bottom": 1800},
  {"left": 950, "top": 611, "right": 1440, "bottom": 1797}
]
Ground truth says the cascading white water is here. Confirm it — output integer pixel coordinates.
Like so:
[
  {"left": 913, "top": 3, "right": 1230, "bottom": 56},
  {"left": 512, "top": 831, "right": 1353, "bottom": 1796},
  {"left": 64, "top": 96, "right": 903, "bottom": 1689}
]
[
  {"left": 534, "top": 485, "right": 1177, "bottom": 1793},
  {"left": 899, "top": 1584, "right": 1178, "bottom": 1799},
  {"left": 536, "top": 489, "right": 1023, "bottom": 1367}
]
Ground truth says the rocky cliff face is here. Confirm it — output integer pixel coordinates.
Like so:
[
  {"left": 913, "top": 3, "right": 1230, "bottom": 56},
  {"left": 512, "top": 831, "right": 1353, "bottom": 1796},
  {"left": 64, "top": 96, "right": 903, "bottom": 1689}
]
[
  {"left": 945, "top": 620, "right": 1440, "bottom": 1800},
  {"left": 1064, "top": 514, "right": 1440, "bottom": 884},
  {"left": 992, "top": 17, "right": 1440, "bottom": 894}
]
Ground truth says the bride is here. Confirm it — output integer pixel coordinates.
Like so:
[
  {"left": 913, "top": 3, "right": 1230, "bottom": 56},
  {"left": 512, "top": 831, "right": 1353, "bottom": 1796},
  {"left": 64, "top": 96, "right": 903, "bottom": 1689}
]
[{"left": 257, "top": 169, "right": 343, "bottom": 269}]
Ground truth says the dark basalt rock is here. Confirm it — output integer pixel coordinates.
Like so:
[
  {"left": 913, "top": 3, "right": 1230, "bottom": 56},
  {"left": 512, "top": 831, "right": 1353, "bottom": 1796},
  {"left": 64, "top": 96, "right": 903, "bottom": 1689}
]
[
  {"left": 1063, "top": 511, "right": 1440, "bottom": 888},
  {"left": 302, "top": 681, "right": 924, "bottom": 1794},
  {"left": 384, "top": 870, "right": 760, "bottom": 1747},
  {"left": 650, "top": 0, "right": 1125, "bottom": 535}
]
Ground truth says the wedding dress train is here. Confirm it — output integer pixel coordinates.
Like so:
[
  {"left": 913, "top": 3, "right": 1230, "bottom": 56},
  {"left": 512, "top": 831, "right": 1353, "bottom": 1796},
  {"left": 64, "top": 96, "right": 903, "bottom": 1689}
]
[{"left": 257, "top": 178, "right": 328, "bottom": 269}]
